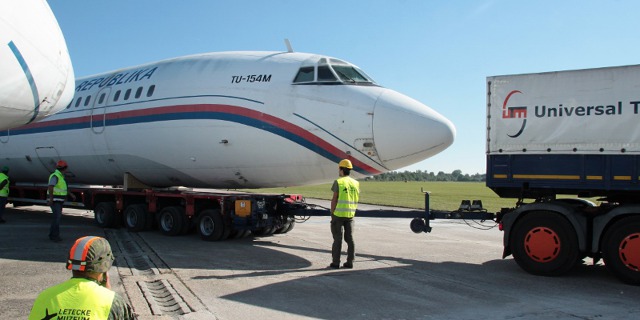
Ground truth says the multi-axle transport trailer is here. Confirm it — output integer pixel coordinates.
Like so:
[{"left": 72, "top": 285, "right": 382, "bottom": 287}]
[{"left": 8, "top": 184, "right": 302, "bottom": 241}]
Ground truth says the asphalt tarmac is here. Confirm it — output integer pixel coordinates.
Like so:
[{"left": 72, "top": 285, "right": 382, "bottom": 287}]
[{"left": 1, "top": 201, "right": 639, "bottom": 319}]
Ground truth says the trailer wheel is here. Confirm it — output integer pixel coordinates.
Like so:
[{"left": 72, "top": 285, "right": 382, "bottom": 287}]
[
  {"left": 510, "top": 211, "right": 579, "bottom": 276},
  {"left": 275, "top": 217, "right": 295, "bottom": 234},
  {"left": 602, "top": 216, "right": 640, "bottom": 285},
  {"left": 283, "top": 219, "right": 296, "bottom": 233},
  {"left": 94, "top": 202, "right": 118, "bottom": 228},
  {"left": 236, "top": 230, "right": 251, "bottom": 239},
  {"left": 198, "top": 209, "right": 229, "bottom": 241},
  {"left": 124, "top": 204, "right": 149, "bottom": 232},
  {"left": 158, "top": 206, "right": 187, "bottom": 236},
  {"left": 253, "top": 226, "right": 276, "bottom": 237}
]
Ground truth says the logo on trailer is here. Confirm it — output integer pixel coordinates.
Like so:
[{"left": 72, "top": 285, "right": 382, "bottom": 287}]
[{"left": 502, "top": 90, "right": 527, "bottom": 138}]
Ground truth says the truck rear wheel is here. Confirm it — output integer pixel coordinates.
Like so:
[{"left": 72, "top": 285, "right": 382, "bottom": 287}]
[
  {"left": 198, "top": 209, "right": 229, "bottom": 241},
  {"left": 124, "top": 204, "right": 150, "bottom": 232},
  {"left": 94, "top": 202, "right": 118, "bottom": 228},
  {"left": 510, "top": 211, "right": 579, "bottom": 276},
  {"left": 602, "top": 216, "right": 640, "bottom": 285},
  {"left": 158, "top": 206, "right": 187, "bottom": 236}
]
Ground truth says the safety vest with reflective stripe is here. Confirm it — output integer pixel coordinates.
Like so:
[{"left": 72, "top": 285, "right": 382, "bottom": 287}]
[
  {"left": 28, "top": 278, "right": 115, "bottom": 320},
  {"left": 0, "top": 173, "right": 8, "bottom": 197},
  {"left": 47, "top": 169, "right": 67, "bottom": 200},
  {"left": 334, "top": 176, "right": 360, "bottom": 218}
]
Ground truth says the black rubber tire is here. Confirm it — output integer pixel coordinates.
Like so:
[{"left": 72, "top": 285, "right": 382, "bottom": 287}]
[
  {"left": 252, "top": 226, "right": 276, "bottom": 237},
  {"left": 237, "top": 230, "right": 251, "bottom": 238},
  {"left": 94, "top": 202, "right": 118, "bottom": 228},
  {"left": 198, "top": 209, "right": 229, "bottom": 241},
  {"left": 158, "top": 206, "right": 186, "bottom": 236},
  {"left": 124, "top": 204, "right": 149, "bottom": 232},
  {"left": 602, "top": 216, "right": 640, "bottom": 285},
  {"left": 283, "top": 219, "right": 296, "bottom": 233},
  {"left": 510, "top": 211, "right": 580, "bottom": 276},
  {"left": 274, "top": 217, "right": 293, "bottom": 234}
]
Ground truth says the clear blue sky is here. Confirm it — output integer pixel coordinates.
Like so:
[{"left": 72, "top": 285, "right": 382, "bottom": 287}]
[{"left": 48, "top": 0, "right": 640, "bottom": 175}]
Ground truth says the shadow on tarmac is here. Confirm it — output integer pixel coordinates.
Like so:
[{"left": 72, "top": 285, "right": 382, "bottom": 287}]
[
  {"left": 0, "top": 207, "right": 105, "bottom": 263},
  {"left": 210, "top": 242, "right": 635, "bottom": 320},
  {"left": 0, "top": 206, "right": 620, "bottom": 279},
  {"left": 3, "top": 207, "right": 640, "bottom": 319}
]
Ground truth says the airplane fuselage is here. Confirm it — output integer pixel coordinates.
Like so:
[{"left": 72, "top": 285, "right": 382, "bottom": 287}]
[{"left": 0, "top": 51, "right": 455, "bottom": 188}]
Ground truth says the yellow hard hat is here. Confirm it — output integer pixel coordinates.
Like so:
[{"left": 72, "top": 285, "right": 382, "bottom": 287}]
[{"left": 338, "top": 159, "right": 353, "bottom": 169}]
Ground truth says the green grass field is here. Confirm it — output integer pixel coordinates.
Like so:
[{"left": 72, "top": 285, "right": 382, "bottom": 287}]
[{"left": 242, "top": 181, "right": 518, "bottom": 213}]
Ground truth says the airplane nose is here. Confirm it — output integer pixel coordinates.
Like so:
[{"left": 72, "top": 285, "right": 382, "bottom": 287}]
[{"left": 373, "top": 90, "right": 456, "bottom": 170}]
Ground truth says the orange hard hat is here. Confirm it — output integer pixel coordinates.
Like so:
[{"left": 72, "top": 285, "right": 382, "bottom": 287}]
[{"left": 56, "top": 160, "right": 68, "bottom": 169}]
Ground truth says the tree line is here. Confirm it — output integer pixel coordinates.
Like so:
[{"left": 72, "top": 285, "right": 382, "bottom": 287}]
[{"left": 367, "top": 170, "right": 485, "bottom": 182}]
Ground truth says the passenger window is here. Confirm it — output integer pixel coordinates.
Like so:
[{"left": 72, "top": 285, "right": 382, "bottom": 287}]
[
  {"left": 147, "top": 85, "right": 155, "bottom": 97},
  {"left": 318, "top": 66, "right": 337, "bottom": 81},
  {"left": 84, "top": 96, "right": 91, "bottom": 107},
  {"left": 293, "top": 67, "right": 314, "bottom": 83},
  {"left": 98, "top": 93, "right": 106, "bottom": 104},
  {"left": 124, "top": 89, "right": 131, "bottom": 100},
  {"left": 74, "top": 97, "right": 82, "bottom": 108},
  {"left": 113, "top": 90, "right": 120, "bottom": 102},
  {"left": 135, "top": 87, "right": 143, "bottom": 99}
]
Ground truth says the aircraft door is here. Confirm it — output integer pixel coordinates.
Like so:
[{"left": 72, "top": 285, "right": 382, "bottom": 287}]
[
  {"left": 90, "top": 87, "right": 111, "bottom": 134},
  {"left": 35, "top": 146, "right": 77, "bottom": 180},
  {"left": 35, "top": 146, "right": 59, "bottom": 172}
]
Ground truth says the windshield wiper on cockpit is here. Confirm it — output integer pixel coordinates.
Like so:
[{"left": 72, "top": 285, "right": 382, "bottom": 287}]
[{"left": 335, "top": 69, "right": 356, "bottom": 83}]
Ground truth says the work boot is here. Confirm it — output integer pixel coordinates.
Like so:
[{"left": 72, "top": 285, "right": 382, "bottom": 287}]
[
  {"left": 342, "top": 262, "right": 353, "bottom": 269},
  {"left": 329, "top": 263, "right": 340, "bottom": 269}
]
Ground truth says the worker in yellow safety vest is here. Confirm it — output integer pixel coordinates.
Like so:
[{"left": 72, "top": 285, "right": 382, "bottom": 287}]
[
  {"left": 329, "top": 159, "right": 360, "bottom": 269},
  {"left": 0, "top": 166, "right": 9, "bottom": 223},
  {"left": 28, "top": 236, "right": 136, "bottom": 320},
  {"left": 46, "top": 160, "right": 75, "bottom": 242}
]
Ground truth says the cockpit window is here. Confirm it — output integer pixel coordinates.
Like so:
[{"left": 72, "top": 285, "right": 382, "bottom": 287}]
[
  {"left": 293, "top": 57, "right": 376, "bottom": 86},
  {"left": 331, "top": 59, "right": 371, "bottom": 83},
  {"left": 317, "top": 65, "right": 337, "bottom": 81},
  {"left": 293, "top": 67, "right": 314, "bottom": 82}
]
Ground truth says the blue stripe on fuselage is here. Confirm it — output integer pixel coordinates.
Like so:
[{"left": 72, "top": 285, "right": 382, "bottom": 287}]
[{"left": 8, "top": 41, "right": 40, "bottom": 124}]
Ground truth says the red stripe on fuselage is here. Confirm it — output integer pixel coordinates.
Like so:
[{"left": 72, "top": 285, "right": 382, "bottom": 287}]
[{"left": 15, "top": 104, "right": 382, "bottom": 175}]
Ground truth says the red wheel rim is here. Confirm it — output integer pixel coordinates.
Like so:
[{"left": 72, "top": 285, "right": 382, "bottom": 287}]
[
  {"left": 524, "top": 227, "right": 560, "bottom": 263},
  {"left": 619, "top": 233, "right": 640, "bottom": 272}
]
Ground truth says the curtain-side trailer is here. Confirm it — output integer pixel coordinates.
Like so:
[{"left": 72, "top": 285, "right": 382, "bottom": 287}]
[{"left": 487, "top": 65, "right": 640, "bottom": 285}]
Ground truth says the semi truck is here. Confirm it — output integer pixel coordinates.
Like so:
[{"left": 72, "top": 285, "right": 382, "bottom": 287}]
[{"left": 486, "top": 65, "right": 640, "bottom": 285}]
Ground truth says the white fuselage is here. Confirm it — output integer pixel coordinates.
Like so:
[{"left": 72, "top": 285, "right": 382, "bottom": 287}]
[
  {"left": 0, "top": 51, "right": 455, "bottom": 188},
  {"left": 0, "top": 0, "right": 74, "bottom": 130}
]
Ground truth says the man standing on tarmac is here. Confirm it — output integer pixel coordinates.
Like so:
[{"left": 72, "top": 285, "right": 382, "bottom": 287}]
[
  {"left": 0, "top": 166, "right": 9, "bottom": 223},
  {"left": 29, "top": 235, "right": 136, "bottom": 319},
  {"left": 330, "top": 159, "right": 360, "bottom": 269},
  {"left": 47, "top": 160, "right": 75, "bottom": 242}
]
